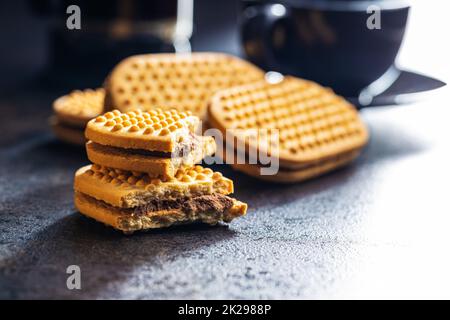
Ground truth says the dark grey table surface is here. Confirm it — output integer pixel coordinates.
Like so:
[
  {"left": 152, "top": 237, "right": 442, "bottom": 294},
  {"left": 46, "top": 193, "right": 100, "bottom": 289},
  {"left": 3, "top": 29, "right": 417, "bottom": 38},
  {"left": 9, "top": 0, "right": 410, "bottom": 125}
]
[
  {"left": 1, "top": 0, "right": 450, "bottom": 300},
  {"left": 0, "top": 82, "right": 449, "bottom": 299}
]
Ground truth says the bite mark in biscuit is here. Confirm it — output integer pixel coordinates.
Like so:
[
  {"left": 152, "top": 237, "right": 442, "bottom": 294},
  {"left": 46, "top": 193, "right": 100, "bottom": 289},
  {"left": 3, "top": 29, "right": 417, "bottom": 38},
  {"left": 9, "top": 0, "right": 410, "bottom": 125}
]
[
  {"left": 50, "top": 116, "right": 86, "bottom": 146},
  {"left": 75, "top": 192, "right": 247, "bottom": 233},
  {"left": 74, "top": 164, "right": 246, "bottom": 233},
  {"left": 85, "top": 134, "right": 216, "bottom": 179}
]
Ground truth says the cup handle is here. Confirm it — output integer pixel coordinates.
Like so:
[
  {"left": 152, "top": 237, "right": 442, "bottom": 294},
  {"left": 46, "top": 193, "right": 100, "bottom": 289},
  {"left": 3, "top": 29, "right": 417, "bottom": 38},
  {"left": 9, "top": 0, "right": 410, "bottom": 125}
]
[{"left": 241, "top": 3, "right": 295, "bottom": 72}]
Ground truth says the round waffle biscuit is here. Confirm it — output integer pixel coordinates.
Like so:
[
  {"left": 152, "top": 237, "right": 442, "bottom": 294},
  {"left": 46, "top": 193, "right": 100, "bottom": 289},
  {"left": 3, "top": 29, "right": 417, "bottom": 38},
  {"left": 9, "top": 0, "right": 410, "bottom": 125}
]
[
  {"left": 208, "top": 76, "right": 369, "bottom": 169},
  {"left": 53, "top": 88, "right": 105, "bottom": 128},
  {"left": 74, "top": 164, "right": 247, "bottom": 233},
  {"left": 85, "top": 136, "right": 216, "bottom": 179},
  {"left": 104, "top": 53, "right": 265, "bottom": 118}
]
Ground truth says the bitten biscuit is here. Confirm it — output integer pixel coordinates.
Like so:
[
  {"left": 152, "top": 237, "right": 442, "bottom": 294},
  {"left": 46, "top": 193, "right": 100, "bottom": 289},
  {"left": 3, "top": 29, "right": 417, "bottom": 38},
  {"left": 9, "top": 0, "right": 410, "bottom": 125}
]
[
  {"left": 85, "top": 136, "right": 216, "bottom": 179},
  {"left": 208, "top": 76, "right": 369, "bottom": 169},
  {"left": 75, "top": 192, "right": 246, "bottom": 233},
  {"left": 53, "top": 88, "right": 105, "bottom": 128},
  {"left": 74, "top": 164, "right": 247, "bottom": 233},
  {"left": 104, "top": 53, "right": 265, "bottom": 118},
  {"left": 74, "top": 164, "right": 234, "bottom": 208},
  {"left": 86, "top": 109, "right": 200, "bottom": 152},
  {"left": 50, "top": 116, "right": 85, "bottom": 146},
  {"left": 85, "top": 109, "right": 216, "bottom": 177}
]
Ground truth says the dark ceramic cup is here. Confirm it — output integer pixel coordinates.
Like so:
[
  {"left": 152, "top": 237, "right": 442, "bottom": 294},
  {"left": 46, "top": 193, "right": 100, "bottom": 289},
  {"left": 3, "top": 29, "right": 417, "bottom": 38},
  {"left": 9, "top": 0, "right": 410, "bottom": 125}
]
[{"left": 241, "top": 0, "right": 410, "bottom": 97}]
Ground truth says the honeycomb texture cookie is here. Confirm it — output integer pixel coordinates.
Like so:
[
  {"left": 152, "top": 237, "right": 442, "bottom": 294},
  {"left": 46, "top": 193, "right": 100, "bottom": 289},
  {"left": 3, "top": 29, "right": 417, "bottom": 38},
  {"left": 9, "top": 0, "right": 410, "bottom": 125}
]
[
  {"left": 104, "top": 53, "right": 265, "bottom": 118},
  {"left": 74, "top": 164, "right": 234, "bottom": 208},
  {"left": 75, "top": 191, "right": 247, "bottom": 234},
  {"left": 208, "top": 76, "right": 369, "bottom": 169},
  {"left": 85, "top": 136, "right": 216, "bottom": 179},
  {"left": 74, "top": 164, "right": 247, "bottom": 233}
]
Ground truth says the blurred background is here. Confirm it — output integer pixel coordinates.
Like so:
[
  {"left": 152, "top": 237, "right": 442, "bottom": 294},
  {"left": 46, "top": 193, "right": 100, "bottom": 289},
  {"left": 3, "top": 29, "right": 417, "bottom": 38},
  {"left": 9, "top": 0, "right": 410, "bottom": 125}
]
[
  {"left": 0, "top": 0, "right": 448, "bottom": 97},
  {"left": 0, "top": 0, "right": 243, "bottom": 91}
]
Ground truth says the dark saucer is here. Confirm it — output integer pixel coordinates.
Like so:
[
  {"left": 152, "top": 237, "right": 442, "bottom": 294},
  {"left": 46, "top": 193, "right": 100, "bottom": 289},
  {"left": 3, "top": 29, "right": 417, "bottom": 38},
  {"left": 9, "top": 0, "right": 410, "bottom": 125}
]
[{"left": 347, "top": 65, "right": 446, "bottom": 108}]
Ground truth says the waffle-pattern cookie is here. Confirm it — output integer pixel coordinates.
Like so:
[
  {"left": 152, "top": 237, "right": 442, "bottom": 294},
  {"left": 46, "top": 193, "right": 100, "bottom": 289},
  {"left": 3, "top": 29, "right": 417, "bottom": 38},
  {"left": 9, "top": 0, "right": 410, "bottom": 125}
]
[
  {"left": 208, "top": 76, "right": 369, "bottom": 182},
  {"left": 86, "top": 109, "right": 199, "bottom": 152},
  {"left": 53, "top": 88, "right": 105, "bottom": 128},
  {"left": 85, "top": 109, "right": 216, "bottom": 178},
  {"left": 209, "top": 76, "right": 368, "bottom": 167},
  {"left": 104, "top": 53, "right": 265, "bottom": 118},
  {"left": 74, "top": 164, "right": 246, "bottom": 233},
  {"left": 86, "top": 138, "right": 216, "bottom": 179}
]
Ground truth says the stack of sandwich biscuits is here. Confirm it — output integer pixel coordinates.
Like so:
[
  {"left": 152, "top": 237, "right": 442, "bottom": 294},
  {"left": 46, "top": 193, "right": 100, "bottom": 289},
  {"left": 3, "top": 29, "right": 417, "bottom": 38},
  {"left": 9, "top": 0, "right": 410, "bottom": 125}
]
[
  {"left": 74, "top": 108, "right": 247, "bottom": 234},
  {"left": 104, "top": 53, "right": 265, "bottom": 119},
  {"left": 208, "top": 76, "right": 369, "bottom": 183}
]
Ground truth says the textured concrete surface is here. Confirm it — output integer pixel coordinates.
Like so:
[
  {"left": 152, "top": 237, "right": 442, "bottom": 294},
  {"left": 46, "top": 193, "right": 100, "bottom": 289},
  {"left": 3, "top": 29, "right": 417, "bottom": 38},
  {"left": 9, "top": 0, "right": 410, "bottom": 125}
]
[{"left": 1, "top": 86, "right": 450, "bottom": 299}]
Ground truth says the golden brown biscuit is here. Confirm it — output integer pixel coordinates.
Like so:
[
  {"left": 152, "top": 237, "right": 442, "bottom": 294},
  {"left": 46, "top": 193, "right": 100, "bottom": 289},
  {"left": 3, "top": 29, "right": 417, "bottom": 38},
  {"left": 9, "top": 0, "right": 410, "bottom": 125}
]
[
  {"left": 104, "top": 53, "right": 265, "bottom": 118},
  {"left": 74, "top": 165, "right": 234, "bottom": 208},
  {"left": 53, "top": 88, "right": 105, "bottom": 128},
  {"left": 230, "top": 150, "right": 361, "bottom": 183},
  {"left": 74, "top": 164, "right": 246, "bottom": 233},
  {"left": 208, "top": 76, "right": 369, "bottom": 169},
  {"left": 85, "top": 109, "right": 199, "bottom": 153},
  {"left": 50, "top": 116, "right": 85, "bottom": 146},
  {"left": 75, "top": 192, "right": 247, "bottom": 234},
  {"left": 85, "top": 136, "right": 216, "bottom": 179}
]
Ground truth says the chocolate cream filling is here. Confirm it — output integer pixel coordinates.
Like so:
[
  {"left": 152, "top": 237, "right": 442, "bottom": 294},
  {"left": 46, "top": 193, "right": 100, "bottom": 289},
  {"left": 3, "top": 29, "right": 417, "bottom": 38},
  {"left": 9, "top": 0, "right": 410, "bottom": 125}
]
[
  {"left": 95, "top": 132, "right": 200, "bottom": 158},
  {"left": 132, "top": 194, "right": 234, "bottom": 216},
  {"left": 82, "top": 193, "right": 234, "bottom": 216}
]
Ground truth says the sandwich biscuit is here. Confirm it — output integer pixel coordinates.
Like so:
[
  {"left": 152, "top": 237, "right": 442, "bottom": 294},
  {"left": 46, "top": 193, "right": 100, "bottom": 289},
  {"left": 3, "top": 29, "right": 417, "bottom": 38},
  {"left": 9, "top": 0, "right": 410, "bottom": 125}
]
[
  {"left": 74, "top": 164, "right": 247, "bottom": 233},
  {"left": 104, "top": 53, "right": 265, "bottom": 118},
  {"left": 85, "top": 109, "right": 216, "bottom": 178},
  {"left": 208, "top": 76, "right": 369, "bottom": 182}
]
